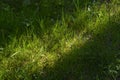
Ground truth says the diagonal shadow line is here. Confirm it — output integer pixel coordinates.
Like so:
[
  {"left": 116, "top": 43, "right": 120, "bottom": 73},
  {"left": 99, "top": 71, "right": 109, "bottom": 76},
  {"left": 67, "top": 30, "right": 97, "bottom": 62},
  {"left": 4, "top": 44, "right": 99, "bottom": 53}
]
[{"left": 31, "top": 14, "right": 120, "bottom": 80}]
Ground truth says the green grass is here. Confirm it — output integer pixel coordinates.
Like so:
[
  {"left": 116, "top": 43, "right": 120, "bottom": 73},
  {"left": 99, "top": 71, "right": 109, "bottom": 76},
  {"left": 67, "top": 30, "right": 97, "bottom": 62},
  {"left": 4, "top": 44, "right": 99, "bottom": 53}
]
[{"left": 0, "top": 0, "right": 120, "bottom": 80}]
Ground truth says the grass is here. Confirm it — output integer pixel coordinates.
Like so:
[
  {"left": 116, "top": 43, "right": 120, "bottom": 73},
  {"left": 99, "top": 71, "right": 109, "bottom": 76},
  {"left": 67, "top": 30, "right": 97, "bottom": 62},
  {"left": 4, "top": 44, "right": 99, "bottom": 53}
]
[{"left": 0, "top": 0, "right": 120, "bottom": 80}]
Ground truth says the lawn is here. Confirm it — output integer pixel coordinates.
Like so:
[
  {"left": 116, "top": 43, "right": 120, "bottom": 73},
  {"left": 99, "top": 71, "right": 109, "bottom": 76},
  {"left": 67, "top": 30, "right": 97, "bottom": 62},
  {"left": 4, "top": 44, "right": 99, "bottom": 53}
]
[{"left": 0, "top": 0, "right": 120, "bottom": 80}]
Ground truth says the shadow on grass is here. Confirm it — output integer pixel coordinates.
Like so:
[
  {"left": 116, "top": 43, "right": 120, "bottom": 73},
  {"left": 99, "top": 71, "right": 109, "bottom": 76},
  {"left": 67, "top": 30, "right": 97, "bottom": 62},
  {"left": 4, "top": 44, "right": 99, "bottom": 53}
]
[
  {"left": 31, "top": 14, "right": 120, "bottom": 80},
  {"left": 0, "top": 0, "right": 102, "bottom": 47}
]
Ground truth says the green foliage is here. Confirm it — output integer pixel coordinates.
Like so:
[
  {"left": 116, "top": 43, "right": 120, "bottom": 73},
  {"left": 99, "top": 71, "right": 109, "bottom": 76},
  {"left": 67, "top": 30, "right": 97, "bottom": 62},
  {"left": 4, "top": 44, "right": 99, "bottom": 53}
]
[{"left": 0, "top": 0, "right": 120, "bottom": 80}]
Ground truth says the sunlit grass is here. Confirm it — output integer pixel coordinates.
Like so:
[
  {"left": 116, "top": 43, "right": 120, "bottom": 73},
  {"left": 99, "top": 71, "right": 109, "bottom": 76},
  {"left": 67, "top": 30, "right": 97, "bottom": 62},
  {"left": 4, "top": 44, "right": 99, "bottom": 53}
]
[{"left": 0, "top": 0, "right": 120, "bottom": 80}]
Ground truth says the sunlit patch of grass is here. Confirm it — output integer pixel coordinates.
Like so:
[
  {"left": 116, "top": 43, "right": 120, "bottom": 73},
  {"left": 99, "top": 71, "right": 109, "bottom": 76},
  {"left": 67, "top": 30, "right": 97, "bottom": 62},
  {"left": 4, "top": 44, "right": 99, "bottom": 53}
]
[{"left": 0, "top": 0, "right": 120, "bottom": 80}]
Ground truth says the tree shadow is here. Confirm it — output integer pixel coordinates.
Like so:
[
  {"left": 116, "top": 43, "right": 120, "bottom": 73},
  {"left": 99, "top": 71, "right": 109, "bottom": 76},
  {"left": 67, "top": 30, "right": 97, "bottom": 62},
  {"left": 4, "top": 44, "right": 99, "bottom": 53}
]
[{"left": 30, "top": 14, "right": 120, "bottom": 80}]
